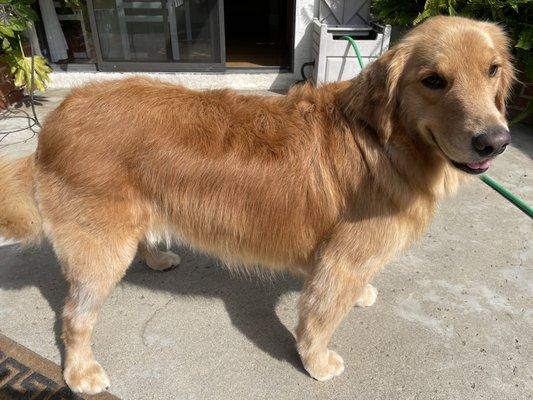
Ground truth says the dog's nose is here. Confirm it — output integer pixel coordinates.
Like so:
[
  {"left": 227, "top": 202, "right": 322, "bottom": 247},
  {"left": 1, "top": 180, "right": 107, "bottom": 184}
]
[{"left": 472, "top": 127, "right": 511, "bottom": 157}]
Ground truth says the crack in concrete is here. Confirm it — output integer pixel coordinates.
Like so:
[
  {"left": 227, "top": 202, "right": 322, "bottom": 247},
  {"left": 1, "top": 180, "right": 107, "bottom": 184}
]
[{"left": 141, "top": 298, "right": 174, "bottom": 347}]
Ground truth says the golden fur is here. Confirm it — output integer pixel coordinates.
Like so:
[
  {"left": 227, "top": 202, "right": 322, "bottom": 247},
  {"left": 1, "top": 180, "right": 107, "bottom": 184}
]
[{"left": 0, "top": 16, "right": 514, "bottom": 394}]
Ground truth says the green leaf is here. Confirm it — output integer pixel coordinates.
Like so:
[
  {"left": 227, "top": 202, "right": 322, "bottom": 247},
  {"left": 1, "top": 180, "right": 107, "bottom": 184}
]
[
  {"left": 4, "top": 52, "right": 52, "bottom": 91},
  {"left": 11, "top": 4, "right": 38, "bottom": 22},
  {"left": 0, "top": 25, "right": 15, "bottom": 38},
  {"left": 516, "top": 28, "right": 532, "bottom": 51},
  {"left": 508, "top": 0, "right": 519, "bottom": 12},
  {"left": 8, "top": 21, "right": 29, "bottom": 32},
  {"left": 2, "top": 37, "right": 11, "bottom": 49},
  {"left": 448, "top": 3, "right": 457, "bottom": 16},
  {"left": 14, "top": 69, "right": 25, "bottom": 87},
  {"left": 414, "top": 9, "right": 432, "bottom": 25}
]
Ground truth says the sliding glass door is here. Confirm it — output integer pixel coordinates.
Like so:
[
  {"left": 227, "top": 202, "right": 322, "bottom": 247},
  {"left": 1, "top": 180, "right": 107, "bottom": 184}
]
[{"left": 87, "top": 0, "right": 225, "bottom": 71}]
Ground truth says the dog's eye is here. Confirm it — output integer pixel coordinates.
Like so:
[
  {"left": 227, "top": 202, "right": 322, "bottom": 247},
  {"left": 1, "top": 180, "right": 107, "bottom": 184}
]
[
  {"left": 489, "top": 64, "right": 499, "bottom": 77},
  {"left": 421, "top": 74, "right": 446, "bottom": 90}
]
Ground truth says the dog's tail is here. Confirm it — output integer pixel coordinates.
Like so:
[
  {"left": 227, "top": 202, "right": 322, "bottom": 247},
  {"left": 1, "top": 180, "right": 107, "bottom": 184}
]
[{"left": 0, "top": 155, "right": 43, "bottom": 244}]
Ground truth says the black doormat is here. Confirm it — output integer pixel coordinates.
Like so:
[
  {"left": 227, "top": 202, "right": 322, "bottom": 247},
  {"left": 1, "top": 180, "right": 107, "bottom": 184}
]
[{"left": 0, "top": 333, "right": 119, "bottom": 400}]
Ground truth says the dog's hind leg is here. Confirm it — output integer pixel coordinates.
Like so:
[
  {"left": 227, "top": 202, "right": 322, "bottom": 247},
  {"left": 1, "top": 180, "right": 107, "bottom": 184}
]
[
  {"left": 354, "top": 284, "right": 378, "bottom": 307},
  {"left": 53, "top": 223, "right": 141, "bottom": 394},
  {"left": 138, "top": 241, "right": 181, "bottom": 271}
]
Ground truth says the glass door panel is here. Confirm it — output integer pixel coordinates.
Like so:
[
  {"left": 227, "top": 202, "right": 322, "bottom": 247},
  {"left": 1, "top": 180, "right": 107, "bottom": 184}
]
[{"left": 87, "top": 0, "right": 224, "bottom": 71}]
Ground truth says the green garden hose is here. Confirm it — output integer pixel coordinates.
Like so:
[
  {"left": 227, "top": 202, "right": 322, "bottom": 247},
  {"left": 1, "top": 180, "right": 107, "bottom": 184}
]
[
  {"left": 480, "top": 175, "right": 533, "bottom": 218},
  {"left": 343, "top": 36, "right": 533, "bottom": 219},
  {"left": 341, "top": 36, "right": 365, "bottom": 70}
]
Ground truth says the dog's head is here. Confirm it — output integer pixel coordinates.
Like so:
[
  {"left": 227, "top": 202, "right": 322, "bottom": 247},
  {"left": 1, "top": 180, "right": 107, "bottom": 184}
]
[{"left": 348, "top": 16, "right": 515, "bottom": 175}]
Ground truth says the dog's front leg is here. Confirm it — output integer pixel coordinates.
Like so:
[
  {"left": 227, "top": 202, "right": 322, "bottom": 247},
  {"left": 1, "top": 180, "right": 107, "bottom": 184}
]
[{"left": 296, "top": 246, "right": 382, "bottom": 381}]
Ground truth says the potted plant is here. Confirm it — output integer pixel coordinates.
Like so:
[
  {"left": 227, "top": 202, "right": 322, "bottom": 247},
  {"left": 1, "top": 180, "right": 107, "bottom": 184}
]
[{"left": 0, "top": 0, "right": 52, "bottom": 108}]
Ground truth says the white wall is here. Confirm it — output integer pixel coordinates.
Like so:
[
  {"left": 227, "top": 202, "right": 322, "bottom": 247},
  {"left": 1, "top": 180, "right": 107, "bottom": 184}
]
[{"left": 292, "top": 0, "right": 318, "bottom": 79}]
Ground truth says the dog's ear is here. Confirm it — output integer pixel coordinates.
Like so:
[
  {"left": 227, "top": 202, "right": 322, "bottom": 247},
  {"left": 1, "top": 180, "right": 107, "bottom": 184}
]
[
  {"left": 496, "top": 59, "right": 515, "bottom": 115},
  {"left": 484, "top": 24, "right": 516, "bottom": 114},
  {"left": 339, "top": 46, "right": 408, "bottom": 144},
  {"left": 496, "top": 52, "right": 515, "bottom": 115},
  {"left": 379, "top": 47, "right": 409, "bottom": 142}
]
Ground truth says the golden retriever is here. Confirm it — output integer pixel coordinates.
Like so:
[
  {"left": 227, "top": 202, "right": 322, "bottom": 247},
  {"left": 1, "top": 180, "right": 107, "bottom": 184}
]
[{"left": 0, "top": 16, "right": 514, "bottom": 394}]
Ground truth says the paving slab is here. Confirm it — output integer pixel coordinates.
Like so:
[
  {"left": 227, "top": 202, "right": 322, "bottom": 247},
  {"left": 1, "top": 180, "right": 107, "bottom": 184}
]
[{"left": 0, "top": 89, "right": 532, "bottom": 400}]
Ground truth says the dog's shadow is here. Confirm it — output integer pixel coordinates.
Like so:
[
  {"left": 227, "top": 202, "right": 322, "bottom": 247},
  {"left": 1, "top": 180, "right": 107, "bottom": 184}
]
[{"left": 0, "top": 243, "right": 305, "bottom": 374}]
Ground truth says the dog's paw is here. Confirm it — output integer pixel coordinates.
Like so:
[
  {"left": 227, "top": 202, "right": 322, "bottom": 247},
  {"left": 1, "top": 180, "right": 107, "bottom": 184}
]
[
  {"left": 64, "top": 361, "right": 110, "bottom": 395},
  {"left": 301, "top": 349, "right": 345, "bottom": 381},
  {"left": 354, "top": 284, "right": 378, "bottom": 307},
  {"left": 145, "top": 250, "right": 181, "bottom": 271}
]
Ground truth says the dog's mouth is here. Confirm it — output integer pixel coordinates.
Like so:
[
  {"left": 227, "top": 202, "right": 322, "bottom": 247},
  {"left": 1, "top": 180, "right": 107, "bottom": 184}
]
[
  {"left": 428, "top": 129, "right": 493, "bottom": 175},
  {"left": 450, "top": 159, "right": 492, "bottom": 175}
]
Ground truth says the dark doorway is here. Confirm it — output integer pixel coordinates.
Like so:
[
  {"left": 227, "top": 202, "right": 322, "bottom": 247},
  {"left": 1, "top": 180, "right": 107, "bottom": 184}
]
[{"left": 224, "top": 0, "right": 293, "bottom": 69}]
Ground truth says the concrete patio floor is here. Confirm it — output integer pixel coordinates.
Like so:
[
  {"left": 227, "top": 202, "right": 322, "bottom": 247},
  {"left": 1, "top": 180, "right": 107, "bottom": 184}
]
[{"left": 0, "top": 89, "right": 532, "bottom": 400}]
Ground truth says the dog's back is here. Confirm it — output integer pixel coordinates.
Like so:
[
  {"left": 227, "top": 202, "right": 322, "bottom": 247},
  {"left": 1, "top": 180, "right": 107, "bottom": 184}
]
[{"left": 34, "top": 78, "right": 353, "bottom": 270}]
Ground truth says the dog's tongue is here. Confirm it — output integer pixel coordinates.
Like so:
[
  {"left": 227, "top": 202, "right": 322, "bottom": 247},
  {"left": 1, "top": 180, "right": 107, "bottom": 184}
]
[{"left": 466, "top": 159, "right": 492, "bottom": 170}]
